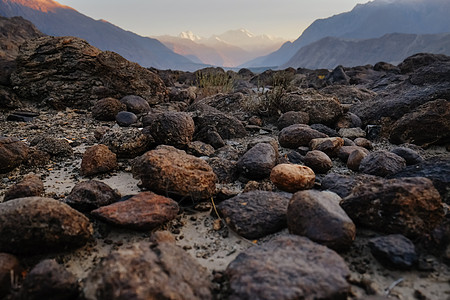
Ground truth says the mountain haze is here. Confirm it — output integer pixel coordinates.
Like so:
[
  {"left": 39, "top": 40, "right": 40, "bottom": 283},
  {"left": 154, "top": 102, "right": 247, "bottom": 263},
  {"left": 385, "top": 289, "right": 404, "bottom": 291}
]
[
  {"left": 243, "top": 0, "right": 450, "bottom": 68},
  {"left": 0, "top": 0, "right": 204, "bottom": 70}
]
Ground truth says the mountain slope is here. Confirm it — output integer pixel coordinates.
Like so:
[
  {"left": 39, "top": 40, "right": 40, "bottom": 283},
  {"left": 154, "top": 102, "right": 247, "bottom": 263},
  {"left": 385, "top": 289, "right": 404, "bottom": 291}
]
[
  {"left": 281, "top": 32, "right": 450, "bottom": 69},
  {"left": 0, "top": 0, "right": 204, "bottom": 70},
  {"left": 243, "top": 0, "right": 450, "bottom": 68}
]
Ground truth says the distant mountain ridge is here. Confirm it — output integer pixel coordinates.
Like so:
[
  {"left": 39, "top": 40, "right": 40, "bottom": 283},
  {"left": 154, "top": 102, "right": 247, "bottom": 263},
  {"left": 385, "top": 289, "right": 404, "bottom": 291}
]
[
  {"left": 281, "top": 32, "right": 450, "bottom": 69},
  {"left": 0, "top": 0, "right": 205, "bottom": 71},
  {"left": 243, "top": 0, "right": 450, "bottom": 68},
  {"left": 155, "top": 29, "right": 286, "bottom": 67}
]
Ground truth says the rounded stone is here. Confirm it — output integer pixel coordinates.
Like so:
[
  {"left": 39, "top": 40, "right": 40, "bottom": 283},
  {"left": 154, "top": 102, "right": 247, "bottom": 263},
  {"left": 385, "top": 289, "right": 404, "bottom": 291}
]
[
  {"left": 115, "top": 111, "right": 137, "bottom": 127},
  {"left": 270, "top": 164, "right": 315, "bottom": 193},
  {"left": 303, "top": 150, "right": 333, "bottom": 174}
]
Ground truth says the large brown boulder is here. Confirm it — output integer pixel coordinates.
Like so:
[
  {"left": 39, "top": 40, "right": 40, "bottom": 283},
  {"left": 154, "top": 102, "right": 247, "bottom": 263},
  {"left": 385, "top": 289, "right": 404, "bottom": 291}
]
[
  {"left": 341, "top": 177, "right": 444, "bottom": 237},
  {"left": 83, "top": 238, "right": 212, "bottom": 300},
  {"left": 91, "top": 97, "right": 126, "bottom": 121},
  {"left": 389, "top": 99, "right": 450, "bottom": 147},
  {"left": 226, "top": 235, "right": 351, "bottom": 300},
  {"left": 3, "top": 174, "right": 44, "bottom": 201},
  {"left": 11, "top": 36, "right": 166, "bottom": 108},
  {"left": 0, "top": 136, "right": 29, "bottom": 173},
  {"left": 0, "top": 197, "right": 93, "bottom": 254},
  {"left": 132, "top": 146, "right": 217, "bottom": 200},
  {"left": 81, "top": 144, "right": 118, "bottom": 176}
]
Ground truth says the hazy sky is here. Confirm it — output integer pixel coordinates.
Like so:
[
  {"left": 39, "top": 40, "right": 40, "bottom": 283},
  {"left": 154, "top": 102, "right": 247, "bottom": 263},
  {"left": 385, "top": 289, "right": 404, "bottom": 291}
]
[{"left": 56, "top": 0, "right": 368, "bottom": 40}]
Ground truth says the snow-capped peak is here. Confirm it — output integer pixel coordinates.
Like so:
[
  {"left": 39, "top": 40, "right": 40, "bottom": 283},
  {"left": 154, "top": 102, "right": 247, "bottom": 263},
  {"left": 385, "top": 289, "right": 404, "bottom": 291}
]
[{"left": 179, "top": 31, "right": 202, "bottom": 42}]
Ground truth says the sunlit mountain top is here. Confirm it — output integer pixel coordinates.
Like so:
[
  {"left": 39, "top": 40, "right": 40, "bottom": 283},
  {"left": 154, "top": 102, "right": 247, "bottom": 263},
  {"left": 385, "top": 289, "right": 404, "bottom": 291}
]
[{"left": 4, "top": 0, "right": 73, "bottom": 13}]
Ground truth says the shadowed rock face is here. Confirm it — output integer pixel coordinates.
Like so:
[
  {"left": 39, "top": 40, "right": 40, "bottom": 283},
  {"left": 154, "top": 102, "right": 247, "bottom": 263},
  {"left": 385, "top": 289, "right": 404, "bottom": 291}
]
[{"left": 10, "top": 36, "right": 167, "bottom": 108}]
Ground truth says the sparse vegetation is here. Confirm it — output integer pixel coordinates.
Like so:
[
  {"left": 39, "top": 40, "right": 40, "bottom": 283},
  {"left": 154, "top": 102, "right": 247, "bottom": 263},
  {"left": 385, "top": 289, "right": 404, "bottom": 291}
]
[{"left": 195, "top": 68, "right": 235, "bottom": 97}]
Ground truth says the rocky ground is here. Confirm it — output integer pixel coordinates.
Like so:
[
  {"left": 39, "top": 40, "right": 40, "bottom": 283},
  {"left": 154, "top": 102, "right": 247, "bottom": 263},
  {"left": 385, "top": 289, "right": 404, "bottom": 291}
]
[{"left": 1, "top": 18, "right": 450, "bottom": 300}]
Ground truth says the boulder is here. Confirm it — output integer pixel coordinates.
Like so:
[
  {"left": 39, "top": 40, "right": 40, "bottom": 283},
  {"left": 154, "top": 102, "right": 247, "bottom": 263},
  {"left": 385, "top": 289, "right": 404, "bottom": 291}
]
[
  {"left": 11, "top": 36, "right": 166, "bottom": 108},
  {"left": 81, "top": 144, "right": 117, "bottom": 176},
  {"left": 338, "top": 127, "right": 366, "bottom": 140},
  {"left": 217, "top": 191, "right": 290, "bottom": 239},
  {"left": 29, "top": 136, "right": 73, "bottom": 158},
  {"left": 0, "top": 197, "right": 93, "bottom": 254},
  {"left": 18, "top": 259, "right": 79, "bottom": 300},
  {"left": 100, "top": 127, "right": 152, "bottom": 158},
  {"left": 194, "top": 126, "right": 225, "bottom": 149},
  {"left": 390, "top": 99, "right": 450, "bottom": 147},
  {"left": 186, "top": 141, "right": 215, "bottom": 157},
  {"left": 277, "top": 111, "right": 310, "bottom": 130},
  {"left": 207, "top": 157, "right": 238, "bottom": 184},
  {"left": 237, "top": 143, "right": 277, "bottom": 180},
  {"left": 226, "top": 235, "right": 351, "bottom": 300},
  {"left": 194, "top": 112, "right": 247, "bottom": 140},
  {"left": 83, "top": 239, "right": 212, "bottom": 300},
  {"left": 143, "top": 112, "right": 195, "bottom": 148},
  {"left": 120, "top": 95, "right": 150, "bottom": 114},
  {"left": 338, "top": 145, "right": 369, "bottom": 162},
  {"left": 310, "top": 123, "right": 339, "bottom": 137},
  {"left": 287, "top": 190, "right": 355, "bottom": 250},
  {"left": 359, "top": 150, "right": 406, "bottom": 177},
  {"left": 303, "top": 150, "right": 333, "bottom": 174},
  {"left": 341, "top": 177, "right": 444, "bottom": 237},
  {"left": 326, "top": 65, "right": 350, "bottom": 85},
  {"left": 132, "top": 146, "right": 217, "bottom": 200},
  {"left": 3, "top": 174, "right": 44, "bottom": 201},
  {"left": 0, "top": 136, "right": 29, "bottom": 173},
  {"left": 369, "top": 234, "right": 418, "bottom": 269},
  {"left": 0, "top": 253, "right": 22, "bottom": 298},
  {"left": 309, "top": 137, "right": 344, "bottom": 157},
  {"left": 347, "top": 148, "right": 368, "bottom": 171},
  {"left": 336, "top": 112, "right": 362, "bottom": 129},
  {"left": 354, "top": 137, "right": 373, "bottom": 150},
  {"left": 91, "top": 97, "right": 126, "bottom": 121},
  {"left": 321, "top": 173, "right": 378, "bottom": 198},
  {"left": 91, "top": 192, "right": 179, "bottom": 231},
  {"left": 270, "top": 164, "right": 315, "bottom": 193},
  {"left": 65, "top": 180, "right": 121, "bottom": 212},
  {"left": 278, "top": 124, "right": 328, "bottom": 149},
  {"left": 115, "top": 111, "right": 137, "bottom": 127},
  {"left": 390, "top": 147, "right": 423, "bottom": 165}
]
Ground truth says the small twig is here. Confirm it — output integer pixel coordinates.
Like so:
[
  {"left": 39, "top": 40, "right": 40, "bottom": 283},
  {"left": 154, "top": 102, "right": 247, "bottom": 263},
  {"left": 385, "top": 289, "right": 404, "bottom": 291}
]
[{"left": 384, "top": 278, "right": 404, "bottom": 296}]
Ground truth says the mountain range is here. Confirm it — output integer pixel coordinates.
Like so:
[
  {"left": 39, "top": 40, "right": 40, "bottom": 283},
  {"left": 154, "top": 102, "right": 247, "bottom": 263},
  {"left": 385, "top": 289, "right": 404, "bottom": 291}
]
[
  {"left": 154, "top": 29, "right": 285, "bottom": 67},
  {"left": 0, "top": 0, "right": 204, "bottom": 71},
  {"left": 244, "top": 0, "right": 450, "bottom": 68}
]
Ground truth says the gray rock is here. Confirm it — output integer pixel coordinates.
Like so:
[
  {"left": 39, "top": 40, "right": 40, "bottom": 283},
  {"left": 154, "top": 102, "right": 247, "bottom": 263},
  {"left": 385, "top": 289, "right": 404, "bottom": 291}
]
[
  {"left": 120, "top": 95, "right": 150, "bottom": 114},
  {"left": 237, "top": 143, "right": 277, "bottom": 179},
  {"left": 100, "top": 127, "right": 152, "bottom": 158},
  {"left": 30, "top": 136, "right": 73, "bottom": 157},
  {"left": 217, "top": 191, "right": 290, "bottom": 239},
  {"left": 115, "top": 111, "right": 137, "bottom": 127},
  {"left": 277, "top": 111, "right": 310, "bottom": 130},
  {"left": 65, "top": 180, "right": 121, "bottom": 212},
  {"left": 288, "top": 190, "right": 355, "bottom": 250},
  {"left": 310, "top": 123, "right": 339, "bottom": 137},
  {"left": 338, "top": 127, "right": 366, "bottom": 140},
  {"left": 391, "top": 147, "right": 424, "bottom": 165},
  {"left": 226, "top": 235, "right": 351, "bottom": 300},
  {"left": 0, "top": 197, "right": 93, "bottom": 254},
  {"left": 321, "top": 173, "right": 379, "bottom": 198},
  {"left": 369, "top": 234, "right": 418, "bottom": 269},
  {"left": 279, "top": 124, "right": 328, "bottom": 149},
  {"left": 359, "top": 150, "right": 406, "bottom": 177}
]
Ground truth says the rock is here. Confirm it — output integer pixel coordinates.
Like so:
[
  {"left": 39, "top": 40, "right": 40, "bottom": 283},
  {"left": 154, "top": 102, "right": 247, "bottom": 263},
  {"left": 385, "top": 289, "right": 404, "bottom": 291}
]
[
  {"left": 310, "top": 123, "right": 339, "bottom": 137},
  {"left": 366, "top": 125, "right": 382, "bottom": 140},
  {"left": 369, "top": 235, "right": 418, "bottom": 269},
  {"left": 25, "top": 148, "right": 50, "bottom": 167},
  {"left": 341, "top": 177, "right": 444, "bottom": 237},
  {"left": 194, "top": 112, "right": 247, "bottom": 140},
  {"left": 83, "top": 240, "right": 212, "bottom": 300},
  {"left": 207, "top": 157, "right": 238, "bottom": 184},
  {"left": 338, "top": 127, "right": 366, "bottom": 140},
  {"left": 143, "top": 112, "right": 195, "bottom": 148},
  {"left": 100, "top": 127, "right": 152, "bottom": 158},
  {"left": 115, "top": 111, "right": 137, "bottom": 127},
  {"left": 321, "top": 173, "right": 378, "bottom": 198},
  {"left": 11, "top": 36, "right": 166, "bottom": 108},
  {"left": 132, "top": 145, "right": 217, "bottom": 200},
  {"left": 337, "top": 145, "right": 369, "bottom": 162},
  {"left": 270, "top": 164, "right": 315, "bottom": 193},
  {"left": 326, "top": 65, "right": 350, "bottom": 85},
  {"left": 281, "top": 90, "right": 344, "bottom": 125},
  {"left": 186, "top": 141, "right": 215, "bottom": 157},
  {"left": 93, "top": 126, "right": 109, "bottom": 140},
  {"left": 303, "top": 150, "right": 333, "bottom": 174},
  {"left": 286, "top": 151, "right": 304, "bottom": 164},
  {"left": 92, "top": 192, "right": 179, "bottom": 231},
  {"left": 390, "top": 157, "right": 450, "bottom": 204},
  {"left": 120, "top": 95, "right": 150, "bottom": 114},
  {"left": 0, "top": 197, "right": 93, "bottom": 254},
  {"left": 347, "top": 148, "right": 368, "bottom": 171},
  {"left": 19, "top": 259, "right": 79, "bottom": 300},
  {"left": 248, "top": 115, "right": 263, "bottom": 126},
  {"left": 0, "top": 136, "right": 29, "bottom": 173},
  {"left": 0, "top": 253, "right": 22, "bottom": 298},
  {"left": 278, "top": 124, "right": 328, "bottom": 149},
  {"left": 81, "top": 144, "right": 117, "bottom": 176},
  {"left": 237, "top": 143, "right": 277, "bottom": 180},
  {"left": 3, "top": 174, "right": 44, "bottom": 201},
  {"left": 217, "top": 191, "right": 290, "bottom": 239},
  {"left": 29, "top": 136, "right": 73, "bottom": 158},
  {"left": 390, "top": 99, "right": 450, "bottom": 147},
  {"left": 65, "top": 180, "right": 121, "bottom": 212},
  {"left": 247, "top": 136, "right": 279, "bottom": 156},
  {"left": 91, "top": 97, "right": 126, "bottom": 121},
  {"left": 398, "top": 53, "right": 450, "bottom": 74},
  {"left": 343, "top": 138, "right": 356, "bottom": 146},
  {"left": 287, "top": 190, "right": 355, "bottom": 250},
  {"left": 226, "top": 235, "right": 351, "bottom": 300},
  {"left": 194, "top": 126, "right": 225, "bottom": 149},
  {"left": 309, "top": 137, "right": 344, "bottom": 157},
  {"left": 277, "top": 111, "right": 310, "bottom": 130},
  {"left": 354, "top": 137, "right": 373, "bottom": 150},
  {"left": 336, "top": 112, "right": 362, "bottom": 129},
  {"left": 390, "top": 147, "right": 423, "bottom": 165},
  {"left": 359, "top": 150, "right": 406, "bottom": 177}
]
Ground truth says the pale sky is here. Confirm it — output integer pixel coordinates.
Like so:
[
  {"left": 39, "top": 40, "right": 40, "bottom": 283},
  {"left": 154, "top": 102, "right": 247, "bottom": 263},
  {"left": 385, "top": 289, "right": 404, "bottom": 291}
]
[{"left": 56, "top": 0, "right": 368, "bottom": 40}]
